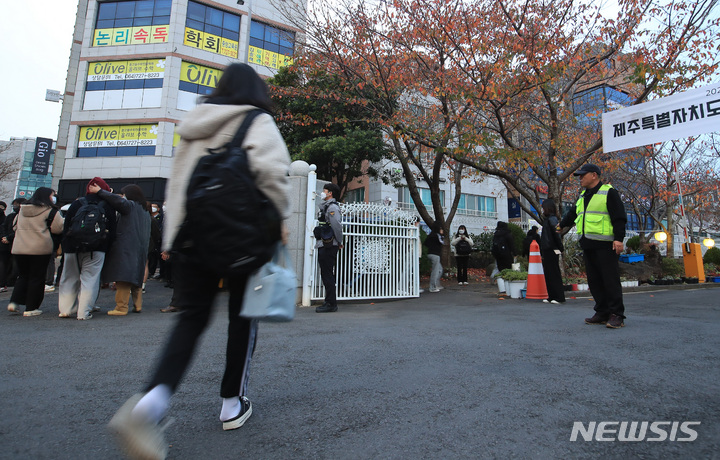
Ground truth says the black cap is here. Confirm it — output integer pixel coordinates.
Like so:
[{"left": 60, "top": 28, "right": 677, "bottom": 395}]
[{"left": 573, "top": 164, "right": 601, "bottom": 176}]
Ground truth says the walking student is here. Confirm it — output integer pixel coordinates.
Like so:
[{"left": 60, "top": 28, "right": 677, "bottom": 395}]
[
  {"left": 58, "top": 177, "right": 116, "bottom": 320},
  {"left": 539, "top": 199, "right": 565, "bottom": 304},
  {"left": 7, "top": 188, "right": 64, "bottom": 316},
  {"left": 315, "top": 183, "right": 343, "bottom": 313},
  {"left": 560, "top": 164, "right": 627, "bottom": 328},
  {"left": 424, "top": 223, "right": 444, "bottom": 292},
  {"left": 107, "top": 63, "right": 291, "bottom": 460},
  {"left": 451, "top": 225, "right": 473, "bottom": 285}
]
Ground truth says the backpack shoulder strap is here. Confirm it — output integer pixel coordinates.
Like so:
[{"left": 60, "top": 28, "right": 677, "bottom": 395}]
[
  {"left": 46, "top": 208, "right": 58, "bottom": 230},
  {"left": 79, "top": 197, "right": 88, "bottom": 207},
  {"left": 228, "top": 109, "right": 266, "bottom": 149}
]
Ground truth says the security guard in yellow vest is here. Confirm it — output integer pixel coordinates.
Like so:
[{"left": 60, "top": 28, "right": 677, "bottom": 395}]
[{"left": 560, "top": 164, "right": 627, "bottom": 329}]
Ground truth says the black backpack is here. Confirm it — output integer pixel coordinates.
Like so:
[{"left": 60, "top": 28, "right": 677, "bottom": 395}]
[
  {"left": 174, "top": 109, "right": 281, "bottom": 276},
  {"left": 456, "top": 238, "right": 472, "bottom": 255},
  {"left": 65, "top": 198, "right": 108, "bottom": 252}
]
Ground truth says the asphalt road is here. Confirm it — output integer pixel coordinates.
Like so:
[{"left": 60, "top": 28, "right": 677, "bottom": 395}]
[{"left": 1, "top": 280, "right": 719, "bottom": 460}]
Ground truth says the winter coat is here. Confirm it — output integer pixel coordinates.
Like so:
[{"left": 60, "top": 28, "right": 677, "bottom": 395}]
[
  {"left": 540, "top": 216, "right": 564, "bottom": 253},
  {"left": 314, "top": 198, "right": 343, "bottom": 249},
  {"left": 492, "top": 225, "right": 514, "bottom": 258},
  {"left": 11, "top": 205, "right": 64, "bottom": 255},
  {"left": 97, "top": 190, "right": 151, "bottom": 287},
  {"left": 0, "top": 211, "right": 19, "bottom": 253},
  {"left": 61, "top": 194, "right": 117, "bottom": 253},
  {"left": 451, "top": 234, "right": 474, "bottom": 256},
  {"left": 163, "top": 104, "right": 291, "bottom": 252},
  {"left": 424, "top": 231, "right": 444, "bottom": 256}
]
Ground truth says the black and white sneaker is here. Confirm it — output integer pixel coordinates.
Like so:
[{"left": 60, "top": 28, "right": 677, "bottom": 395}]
[{"left": 222, "top": 396, "right": 252, "bottom": 431}]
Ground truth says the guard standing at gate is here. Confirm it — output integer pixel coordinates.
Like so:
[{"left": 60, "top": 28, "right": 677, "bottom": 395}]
[
  {"left": 560, "top": 164, "right": 627, "bottom": 329},
  {"left": 315, "top": 183, "right": 343, "bottom": 313}
]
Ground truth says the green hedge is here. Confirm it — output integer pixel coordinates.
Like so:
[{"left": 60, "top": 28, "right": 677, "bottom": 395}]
[{"left": 704, "top": 247, "right": 720, "bottom": 265}]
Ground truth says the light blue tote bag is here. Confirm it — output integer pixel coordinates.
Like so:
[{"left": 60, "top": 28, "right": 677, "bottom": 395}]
[{"left": 240, "top": 244, "right": 297, "bottom": 322}]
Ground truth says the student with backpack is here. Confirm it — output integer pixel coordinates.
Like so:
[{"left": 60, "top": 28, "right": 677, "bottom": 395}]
[
  {"left": 492, "top": 221, "right": 514, "bottom": 271},
  {"left": 107, "top": 63, "right": 291, "bottom": 459},
  {"left": 451, "top": 225, "right": 474, "bottom": 285},
  {"left": 57, "top": 177, "right": 116, "bottom": 320}
]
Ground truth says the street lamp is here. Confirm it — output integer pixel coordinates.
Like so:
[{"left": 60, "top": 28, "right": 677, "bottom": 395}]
[
  {"left": 655, "top": 231, "right": 667, "bottom": 242},
  {"left": 703, "top": 237, "right": 715, "bottom": 248}
]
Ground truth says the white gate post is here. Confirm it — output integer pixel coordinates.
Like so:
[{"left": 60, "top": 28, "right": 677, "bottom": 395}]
[{"left": 301, "top": 166, "right": 317, "bottom": 307}]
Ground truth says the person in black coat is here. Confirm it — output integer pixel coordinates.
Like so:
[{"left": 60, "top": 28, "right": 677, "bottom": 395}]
[
  {"left": 492, "top": 221, "right": 514, "bottom": 271},
  {"left": 424, "top": 222, "right": 445, "bottom": 292},
  {"left": 93, "top": 184, "right": 151, "bottom": 315},
  {"left": 0, "top": 198, "right": 27, "bottom": 291},
  {"left": 540, "top": 199, "right": 565, "bottom": 304}
]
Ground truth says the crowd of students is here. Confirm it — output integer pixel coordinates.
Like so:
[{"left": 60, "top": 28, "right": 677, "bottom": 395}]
[{"left": 3, "top": 179, "right": 169, "bottom": 319}]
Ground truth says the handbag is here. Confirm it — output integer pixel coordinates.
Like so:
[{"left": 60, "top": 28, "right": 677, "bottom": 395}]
[{"left": 240, "top": 243, "right": 297, "bottom": 322}]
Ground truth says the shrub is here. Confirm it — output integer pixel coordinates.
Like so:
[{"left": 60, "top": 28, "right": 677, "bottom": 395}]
[
  {"left": 703, "top": 247, "right": 720, "bottom": 266},
  {"left": 703, "top": 263, "right": 717, "bottom": 275},
  {"left": 499, "top": 268, "right": 528, "bottom": 281},
  {"left": 626, "top": 235, "right": 641, "bottom": 252},
  {"left": 661, "top": 257, "right": 684, "bottom": 277},
  {"left": 474, "top": 231, "right": 494, "bottom": 253},
  {"left": 508, "top": 222, "right": 525, "bottom": 256}
]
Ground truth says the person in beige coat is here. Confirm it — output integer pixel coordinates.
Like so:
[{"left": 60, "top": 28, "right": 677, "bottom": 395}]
[
  {"left": 8, "top": 187, "right": 64, "bottom": 316},
  {"left": 108, "top": 63, "right": 291, "bottom": 460}
]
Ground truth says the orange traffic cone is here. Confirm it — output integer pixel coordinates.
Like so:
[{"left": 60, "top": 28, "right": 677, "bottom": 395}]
[{"left": 525, "top": 240, "right": 548, "bottom": 300}]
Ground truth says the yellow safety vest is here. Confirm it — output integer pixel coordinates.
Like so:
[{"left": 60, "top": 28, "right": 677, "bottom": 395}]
[{"left": 575, "top": 184, "right": 614, "bottom": 241}]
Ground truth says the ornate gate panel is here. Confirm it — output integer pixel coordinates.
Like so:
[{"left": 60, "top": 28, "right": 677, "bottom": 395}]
[{"left": 311, "top": 203, "right": 419, "bottom": 301}]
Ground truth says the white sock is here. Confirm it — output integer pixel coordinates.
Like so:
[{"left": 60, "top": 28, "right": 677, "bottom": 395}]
[
  {"left": 132, "top": 384, "right": 171, "bottom": 424},
  {"left": 219, "top": 397, "right": 240, "bottom": 422}
]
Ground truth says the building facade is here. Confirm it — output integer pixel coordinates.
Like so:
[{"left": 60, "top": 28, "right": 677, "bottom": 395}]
[
  {"left": 0, "top": 138, "right": 55, "bottom": 204},
  {"left": 52, "top": 0, "right": 305, "bottom": 204}
]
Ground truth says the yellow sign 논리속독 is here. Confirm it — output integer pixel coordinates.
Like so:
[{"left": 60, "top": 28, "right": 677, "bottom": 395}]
[{"left": 93, "top": 25, "right": 170, "bottom": 47}]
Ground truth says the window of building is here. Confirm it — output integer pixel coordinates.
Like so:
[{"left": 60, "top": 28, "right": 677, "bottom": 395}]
[
  {"left": 248, "top": 20, "right": 294, "bottom": 70},
  {"left": 398, "top": 187, "right": 445, "bottom": 210},
  {"left": 345, "top": 187, "right": 365, "bottom": 203},
  {"left": 458, "top": 193, "right": 497, "bottom": 218},
  {"left": 184, "top": 1, "right": 240, "bottom": 57},
  {"left": 93, "top": 0, "right": 171, "bottom": 46}
]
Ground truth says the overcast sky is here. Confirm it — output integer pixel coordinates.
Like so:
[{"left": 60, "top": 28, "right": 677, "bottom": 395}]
[{"left": 0, "top": 0, "right": 78, "bottom": 140}]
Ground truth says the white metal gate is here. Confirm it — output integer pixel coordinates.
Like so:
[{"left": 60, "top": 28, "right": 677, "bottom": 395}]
[{"left": 310, "top": 203, "right": 419, "bottom": 301}]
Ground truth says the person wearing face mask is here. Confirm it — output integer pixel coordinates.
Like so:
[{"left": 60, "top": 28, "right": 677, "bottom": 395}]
[
  {"left": 146, "top": 203, "right": 163, "bottom": 282},
  {"left": 451, "top": 225, "right": 474, "bottom": 285},
  {"left": 315, "top": 183, "right": 343, "bottom": 313},
  {"left": 0, "top": 201, "right": 6, "bottom": 226},
  {"left": 0, "top": 198, "right": 27, "bottom": 292},
  {"left": 424, "top": 222, "right": 445, "bottom": 292},
  {"left": 7, "top": 188, "right": 64, "bottom": 316}
]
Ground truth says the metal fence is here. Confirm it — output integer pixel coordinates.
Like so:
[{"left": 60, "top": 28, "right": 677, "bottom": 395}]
[{"left": 311, "top": 203, "right": 419, "bottom": 301}]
